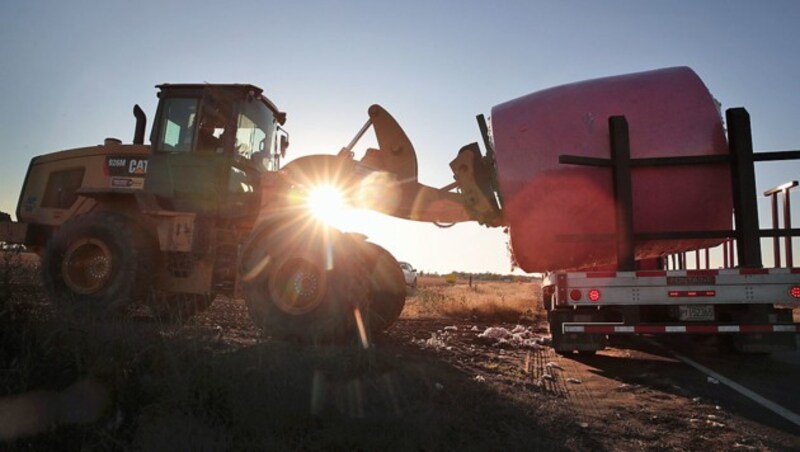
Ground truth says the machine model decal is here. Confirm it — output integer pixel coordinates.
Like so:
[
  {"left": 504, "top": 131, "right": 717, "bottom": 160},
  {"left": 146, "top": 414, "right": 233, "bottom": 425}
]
[
  {"left": 106, "top": 156, "right": 147, "bottom": 189},
  {"left": 106, "top": 156, "right": 149, "bottom": 176}
]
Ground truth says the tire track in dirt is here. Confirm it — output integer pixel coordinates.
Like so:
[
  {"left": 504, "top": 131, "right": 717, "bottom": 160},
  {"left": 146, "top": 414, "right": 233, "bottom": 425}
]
[{"left": 551, "top": 352, "right": 605, "bottom": 427}]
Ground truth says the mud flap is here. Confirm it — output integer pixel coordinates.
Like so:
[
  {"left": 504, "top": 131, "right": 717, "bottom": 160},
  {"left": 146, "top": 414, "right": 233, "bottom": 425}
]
[
  {"left": 549, "top": 309, "right": 607, "bottom": 354},
  {"left": 732, "top": 333, "right": 797, "bottom": 354},
  {"left": 732, "top": 307, "right": 798, "bottom": 353}
]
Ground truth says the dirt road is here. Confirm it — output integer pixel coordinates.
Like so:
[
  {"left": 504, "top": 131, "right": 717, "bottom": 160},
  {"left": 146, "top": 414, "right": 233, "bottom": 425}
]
[
  {"left": 386, "top": 318, "right": 800, "bottom": 450},
  {"left": 188, "top": 294, "right": 800, "bottom": 450}
]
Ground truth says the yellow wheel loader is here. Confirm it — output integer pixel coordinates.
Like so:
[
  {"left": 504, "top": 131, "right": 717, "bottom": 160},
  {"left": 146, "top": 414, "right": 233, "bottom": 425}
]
[{"left": 0, "top": 84, "right": 464, "bottom": 341}]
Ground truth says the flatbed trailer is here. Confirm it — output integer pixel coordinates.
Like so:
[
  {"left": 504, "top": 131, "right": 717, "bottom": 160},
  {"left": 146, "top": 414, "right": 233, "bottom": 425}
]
[
  {"left": 542, "top": 108, "right": 800, "bottom": 354},
  {"left": 544, "top": 267, "right": 800, "bottom": 353}
]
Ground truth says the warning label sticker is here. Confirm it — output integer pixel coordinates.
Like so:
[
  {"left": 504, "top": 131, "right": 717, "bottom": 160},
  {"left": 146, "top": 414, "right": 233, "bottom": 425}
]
[{"left": 111, "top": 177, "right": 144, "bottom": 189}]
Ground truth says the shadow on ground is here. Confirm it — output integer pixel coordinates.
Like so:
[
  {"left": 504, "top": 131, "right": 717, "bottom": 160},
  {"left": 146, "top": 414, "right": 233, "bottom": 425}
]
[
  {"left": 1, "top": 308, "right": 594, "bottom": 451},
  {"left": 566, "top": 335, "right": 800, "bottom": 437}
]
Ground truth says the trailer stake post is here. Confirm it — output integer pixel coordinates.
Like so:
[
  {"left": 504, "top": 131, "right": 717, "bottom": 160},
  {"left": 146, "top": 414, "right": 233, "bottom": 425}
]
[
  {"left": 726, "top": 108, "right": 762, "bottom": 268},
  {"left": 609, "top": 116, "right": 636, "bottom": 271}
]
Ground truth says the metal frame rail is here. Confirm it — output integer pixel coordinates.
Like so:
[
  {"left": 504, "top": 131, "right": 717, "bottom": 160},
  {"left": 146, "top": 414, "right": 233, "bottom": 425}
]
[{"left": 558, "top": 108, "right": 800, "bottom": 271}]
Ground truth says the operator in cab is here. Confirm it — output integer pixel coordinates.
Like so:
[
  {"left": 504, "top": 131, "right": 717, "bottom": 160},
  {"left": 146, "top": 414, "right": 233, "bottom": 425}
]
[{"left": 197, "top": 117, "right": 225, "bottom": 153}]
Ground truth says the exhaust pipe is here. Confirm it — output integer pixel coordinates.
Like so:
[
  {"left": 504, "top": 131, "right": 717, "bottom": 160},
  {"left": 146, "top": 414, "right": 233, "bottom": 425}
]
[{"left": 133, "top": 104, "right": 147, "bottom": 145}]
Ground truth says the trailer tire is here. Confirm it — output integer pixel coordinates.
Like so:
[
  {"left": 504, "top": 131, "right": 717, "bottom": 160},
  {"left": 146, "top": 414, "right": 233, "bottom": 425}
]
[
  {"left": 240, "top": 225, "right": 367, "bottom": 342},
  {"left": 42, "top": 212, "right": 155, "bottom": 317}
]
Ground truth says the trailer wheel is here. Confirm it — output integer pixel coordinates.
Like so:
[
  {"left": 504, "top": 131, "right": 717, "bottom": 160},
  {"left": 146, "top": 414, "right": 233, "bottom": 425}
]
[
  {"left": 356, "top": 241, "right": 406, "bottom": 334},
  {"left": 240, "top": 225, "right": 367, "bottom": 342},
  {"left": 42, "top": 212, "right": 155, "bottom": 317}
]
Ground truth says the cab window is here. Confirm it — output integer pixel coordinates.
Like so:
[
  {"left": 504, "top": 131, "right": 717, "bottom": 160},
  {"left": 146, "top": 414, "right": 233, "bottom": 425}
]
[
  {"left": 156, "top": 98, "right": 198, "bottom": 152},
  {"left": 235, "top": 99, "right": 275, "bottom": 169}
]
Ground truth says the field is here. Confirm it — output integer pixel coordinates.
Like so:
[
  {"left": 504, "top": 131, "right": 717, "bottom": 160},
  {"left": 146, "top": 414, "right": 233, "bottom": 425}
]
[
  {"left": 401, "top": 275, "right": 542, "bottom": 321},
  {"left": 1, "top": 257, "right": 798, "bottom": 450}
]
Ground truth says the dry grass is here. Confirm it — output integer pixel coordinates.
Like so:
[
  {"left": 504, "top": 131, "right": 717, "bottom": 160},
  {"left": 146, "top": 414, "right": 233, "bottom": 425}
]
[{"left": 402, "top": 276, "right": 542, "bottom": 322}]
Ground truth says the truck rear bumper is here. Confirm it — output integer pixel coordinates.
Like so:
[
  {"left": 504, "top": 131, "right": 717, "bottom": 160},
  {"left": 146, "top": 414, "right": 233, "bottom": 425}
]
[
  {"left": 558, "top": 321, "right": 799, "bottom": 353},
  {"left": 561, "top": 322, "right": 799, "bottom": 334}
]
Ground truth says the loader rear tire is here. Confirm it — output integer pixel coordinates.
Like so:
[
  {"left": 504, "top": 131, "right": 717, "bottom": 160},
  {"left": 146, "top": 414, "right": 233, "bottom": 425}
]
[
  {"left": 356, "top": 241, "right": 406, "bottom": 334},
  {"left": 42, "top": 212, "right": 155, "bottom": 317},
  {"left": 240, "top": 226, "right": 368, "bottom": 342}
]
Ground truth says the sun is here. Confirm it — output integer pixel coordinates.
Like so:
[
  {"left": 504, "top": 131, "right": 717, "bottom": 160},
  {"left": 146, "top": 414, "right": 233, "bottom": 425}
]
[{"left": 306, "top": 184, "right": 346, "bottom": 224}]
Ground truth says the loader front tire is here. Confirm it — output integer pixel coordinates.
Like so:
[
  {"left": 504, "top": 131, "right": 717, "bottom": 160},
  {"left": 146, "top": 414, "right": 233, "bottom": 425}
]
[
  {"left": 356, "top": 241, "right": 406, "bottom": 334},
  {"left": 42, "top": 212, "right": 155, "bottom": 317},
  {"left": 240, "top": 226, "right": 367, "bottom": 342}
]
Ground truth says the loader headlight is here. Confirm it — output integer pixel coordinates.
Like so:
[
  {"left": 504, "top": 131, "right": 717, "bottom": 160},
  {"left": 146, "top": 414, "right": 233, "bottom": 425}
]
[{"left": 306, "top": 184, "right": 346, "bottom": 224}]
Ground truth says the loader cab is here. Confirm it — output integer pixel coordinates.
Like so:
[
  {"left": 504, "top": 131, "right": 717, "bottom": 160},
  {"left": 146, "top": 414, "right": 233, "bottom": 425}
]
[{"left": 145, "top": 83, "right": 287, "bottom": 215}]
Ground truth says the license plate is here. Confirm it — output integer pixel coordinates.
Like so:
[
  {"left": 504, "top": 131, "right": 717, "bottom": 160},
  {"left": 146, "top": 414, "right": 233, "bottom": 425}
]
[{"left": 678, "top": 305, "right": 714, "bottom": 321}]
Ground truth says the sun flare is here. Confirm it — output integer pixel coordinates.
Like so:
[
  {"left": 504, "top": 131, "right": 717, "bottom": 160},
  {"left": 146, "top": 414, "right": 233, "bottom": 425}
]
[{"left": 306, "top": 185, "right": 346, "bottom": 224}]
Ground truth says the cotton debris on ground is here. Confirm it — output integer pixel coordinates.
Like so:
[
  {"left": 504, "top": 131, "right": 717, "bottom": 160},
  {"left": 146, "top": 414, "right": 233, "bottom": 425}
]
[
  {"left": 545, "top": 362, "right": 563, "bottom": 371},
  {"left": 413, "top": 325, "right": 468, "bottom": 350},
  {"left": 477, "top": 325, "right": 548, "bottom": 349},
  {"left": 414, "top": 324, "right": 549, "bottom": 352},
  {"left": 415, "top": 332, "right": 449, "bottom": 350}
]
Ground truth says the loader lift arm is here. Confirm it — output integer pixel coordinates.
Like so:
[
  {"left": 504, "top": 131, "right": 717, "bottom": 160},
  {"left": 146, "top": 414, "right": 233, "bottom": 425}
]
[{"left": 279, "top": 104, "right": 504, "bottom": 226}]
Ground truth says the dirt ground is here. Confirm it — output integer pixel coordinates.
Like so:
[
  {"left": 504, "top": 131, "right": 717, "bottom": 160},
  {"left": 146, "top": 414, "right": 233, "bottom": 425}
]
[
  {"left": 1, "top": 272, "right": 799, "bottom": 450},
  {"left": 187, "top": 279, "right": 800, "bottom": 450}
]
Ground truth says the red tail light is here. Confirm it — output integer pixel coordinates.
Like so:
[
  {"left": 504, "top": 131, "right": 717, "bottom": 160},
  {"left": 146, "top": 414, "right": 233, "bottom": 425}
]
[
  {"left": 790, "top": 286, "right": 800, "bottom": 299},
  {"left": 570, "top": 289, "right": 582, "bottom": 301},
  {"left": 588, "top": 289, "right": 601, "bottom": 302}
]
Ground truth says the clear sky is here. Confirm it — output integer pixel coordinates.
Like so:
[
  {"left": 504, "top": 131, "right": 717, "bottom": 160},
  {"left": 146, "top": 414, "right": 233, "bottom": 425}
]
[{"left": 1, "top": 1, "right": 798, "bottom": 274}]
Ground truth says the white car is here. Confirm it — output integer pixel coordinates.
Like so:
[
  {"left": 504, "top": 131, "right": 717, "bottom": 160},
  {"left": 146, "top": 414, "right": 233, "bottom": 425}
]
[{"left": 398, "top": 261, "right": 417, "bottom": 290}]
